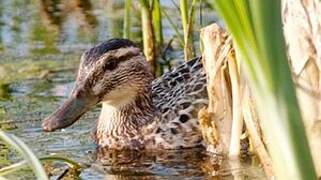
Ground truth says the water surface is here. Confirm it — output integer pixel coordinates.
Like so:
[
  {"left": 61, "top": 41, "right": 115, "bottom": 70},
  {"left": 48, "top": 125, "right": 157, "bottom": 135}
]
[{"left": 0, "top": 0, "right": 265, "bottom": 179}]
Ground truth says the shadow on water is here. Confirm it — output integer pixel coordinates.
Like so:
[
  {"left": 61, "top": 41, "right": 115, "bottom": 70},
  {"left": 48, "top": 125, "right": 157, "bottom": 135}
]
[
  {"left": 0, "top": 0, "right": 265, "bottom": 179},
  {"left": 0, "top": 84, "right": 11, "bottom": 100}
]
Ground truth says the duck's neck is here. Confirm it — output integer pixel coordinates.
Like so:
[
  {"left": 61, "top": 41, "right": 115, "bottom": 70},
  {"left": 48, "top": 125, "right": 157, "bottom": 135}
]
[{"left": 95, "top": 88, "right": 155, "bottom": 142}]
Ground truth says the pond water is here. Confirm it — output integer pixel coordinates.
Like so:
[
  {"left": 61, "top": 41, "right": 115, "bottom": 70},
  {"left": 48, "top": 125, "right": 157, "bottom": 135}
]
[{"left": 0, "top": 0, "right": 265, "bottom": 179}]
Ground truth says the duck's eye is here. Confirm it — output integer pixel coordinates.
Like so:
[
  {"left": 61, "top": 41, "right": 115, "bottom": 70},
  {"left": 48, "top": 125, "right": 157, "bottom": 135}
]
[{"left": 103, "top": 59, "right": 118, "bottom": 71}]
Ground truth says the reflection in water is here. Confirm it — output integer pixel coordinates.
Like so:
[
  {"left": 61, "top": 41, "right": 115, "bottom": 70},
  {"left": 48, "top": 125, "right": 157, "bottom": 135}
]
[
  {"left": 0, "top": 0, "right": 31, "bottom": 55},
  {"left": 39, "top": 0, "right": 98, "bottom": 30},
  {"left": 39, "top": 0, "right": 63, "bottom": 28},
  {"left": 0, "top": 0, "right": 3, "bottom": 52},
  {"left": 86, "top": 148, "right": 263, "bottom": 179},
  {"left": 77, "top": 0, "right": 99, "bottom": 27},
  {"left": 0, "top": 83, "right": 11, "bottom": 100},
  {"left": 96, "top": 148, "right": 206, "bottom": 177},
  {"left": 39, "top": 0, "right": 98, "bottom": 46},
  {"left": 0, "top": 0, "right": 112, "bottom": 56},
  {"left": 0, "top": 0, "right": 142, "bottom": 56},
  {"left": 106, "top": 1, "right": 124, "bottom": 38}
]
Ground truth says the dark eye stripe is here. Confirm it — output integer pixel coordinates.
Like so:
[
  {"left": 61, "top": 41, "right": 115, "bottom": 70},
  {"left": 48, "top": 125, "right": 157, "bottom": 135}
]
[
  {"left": 103, "top": 51, "right": 141, "bottom": 71},
  {"left": 103, "top": 59, "right": 118, "bottom": 70},
  {"left": 117, "top": 51, "right": 141, "bottom": 62}
]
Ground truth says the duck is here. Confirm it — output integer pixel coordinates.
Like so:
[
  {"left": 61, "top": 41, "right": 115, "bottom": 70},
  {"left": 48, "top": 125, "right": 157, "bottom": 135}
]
[{"left": 42, "top": 38, "right": 208, "bottom": 150}]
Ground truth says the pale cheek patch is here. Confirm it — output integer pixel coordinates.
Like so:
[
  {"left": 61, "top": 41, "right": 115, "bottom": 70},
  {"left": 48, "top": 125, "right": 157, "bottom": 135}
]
[
  {"left": 102, "top": 84, "right": 139, "bottom": 107},
  {"left": 98, "top": 47, "right": 142, "bottom": 62}
]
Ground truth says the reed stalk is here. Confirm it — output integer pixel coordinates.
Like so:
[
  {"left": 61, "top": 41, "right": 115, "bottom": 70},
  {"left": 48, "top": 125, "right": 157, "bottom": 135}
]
[
  {"left": 199, "top": 26, "right": 233, "bottom": 153},
  {"left": 180, "top": 0, "right": 196, "bottom": 60},
  {"left": 123, "top": 0, "right": 132, "bottom": 39},
  {"left": 139, "top": 0, "right": 156, "bottom": 74},
  {"left": 227, "top": 51, "right": 243, "bottom": 157},
  {"left": 212, "top": 1, "right": 317, "bottom": 179},
  {"left": 282, "top": 0, "right": 321, "bottom": 176},
  {"left": 152, "top": 0, "right": 163, "bottom": 49},
  {"left": 242, "top": 86, "right": 274, "bottom": 178}
]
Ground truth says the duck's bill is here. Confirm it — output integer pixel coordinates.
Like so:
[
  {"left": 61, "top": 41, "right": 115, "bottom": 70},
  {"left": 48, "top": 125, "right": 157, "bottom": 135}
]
[{"left": 42, "top": 96, "right": 94, "bottom": 132}]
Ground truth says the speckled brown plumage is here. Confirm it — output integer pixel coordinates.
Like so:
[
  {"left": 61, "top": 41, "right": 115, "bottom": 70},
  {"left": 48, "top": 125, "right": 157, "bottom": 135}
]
[{"left": 42, "top": 39, "right": 208, "bottom": 150}]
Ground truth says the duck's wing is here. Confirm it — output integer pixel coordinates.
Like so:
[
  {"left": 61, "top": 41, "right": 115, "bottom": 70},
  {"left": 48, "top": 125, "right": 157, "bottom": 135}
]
[
  {"left": 151, "top": 57, "right": 208, "bottom": 124},
  {"left": 150, "top": 57, "right": 208, "bottom": 148}
]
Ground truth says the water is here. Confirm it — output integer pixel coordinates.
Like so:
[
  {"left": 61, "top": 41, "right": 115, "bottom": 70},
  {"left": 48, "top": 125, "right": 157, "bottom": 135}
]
[{"left": 0, "top": 0, "right": 265, "bottom": 179}]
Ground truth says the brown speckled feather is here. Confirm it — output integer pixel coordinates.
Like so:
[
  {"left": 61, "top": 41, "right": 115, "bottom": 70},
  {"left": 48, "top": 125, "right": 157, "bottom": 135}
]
[{"left": 149, "top": 57, "right": 208, "bottom": 149}]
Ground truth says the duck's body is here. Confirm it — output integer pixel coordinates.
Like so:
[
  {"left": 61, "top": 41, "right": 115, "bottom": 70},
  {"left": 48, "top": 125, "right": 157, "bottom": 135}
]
[
  {"left": 43, "top": 39, "right": 208, "bottom": 150},
  {"left": 94, "top": 57, "right": 208, "bottom": 149}
]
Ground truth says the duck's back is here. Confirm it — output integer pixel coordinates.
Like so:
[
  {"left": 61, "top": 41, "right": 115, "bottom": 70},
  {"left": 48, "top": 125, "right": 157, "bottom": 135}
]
[{"left": 150, "top": 57, "right": 208, "bottom": 149}]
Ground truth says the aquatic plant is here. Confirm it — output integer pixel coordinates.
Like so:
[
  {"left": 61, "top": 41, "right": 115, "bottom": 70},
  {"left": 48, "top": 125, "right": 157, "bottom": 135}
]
[
  {"left": 0, "top": 130, "right": 82, "bottom": 179},
  {"left": 0, "top": 131, "right": 48, "bottom": 179},
  {"left": 138, "top": 0, "right": 156, "bottom": 74},
  {"left": 180, "top": 0, "right": 197, "bottom": 60},
  {"left": 123, "top": 0, "right": 132, "bottom": 39},
  {"left": 211, "top": 0, "right": 317, "bottom": 179},
  {"left": 152, "top": 0, "right": 163, "bottom": 50}
]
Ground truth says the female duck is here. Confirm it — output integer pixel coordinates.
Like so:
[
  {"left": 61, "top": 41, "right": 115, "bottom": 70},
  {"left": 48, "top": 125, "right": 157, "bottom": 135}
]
[{"left": 42, "top": 39, "right": 208, "bottom": 150}]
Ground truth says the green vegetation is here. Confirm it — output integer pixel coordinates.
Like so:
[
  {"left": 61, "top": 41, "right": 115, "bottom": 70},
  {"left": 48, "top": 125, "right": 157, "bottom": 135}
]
[
  {"left": 123, "top": 0, "right": 132, "bottom": 39},
  {"left": 179, "top": 0, "right": 197, "bottom": 60},
  {"left": 138, "top": 0, "right": 156, "bottom": 74},
  {"left": 152, "top": 0, "right": 163, "bottom": 49},
  {"left": 132, "top": 0, "right": 199, "bottom": 72},
  {"left": 0, "top": 56, "right": 78, "bottom": 86},
  {"left": 212, "top": 0, "right": 317, "bottom": 179},
  {"left": 0, "top": 58, "right": 71, "bottom": 100},
  {"left": 0, "top": 131, "right": 82, "bottom": 179},
  {"left": 0, "top": 131, "right": 48, "bottom": 179}
]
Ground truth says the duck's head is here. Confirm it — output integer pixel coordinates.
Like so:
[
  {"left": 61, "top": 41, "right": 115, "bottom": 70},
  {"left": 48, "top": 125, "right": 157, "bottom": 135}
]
[{"left": 42, "top": 39, "right": 154, "bottom": 132}]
